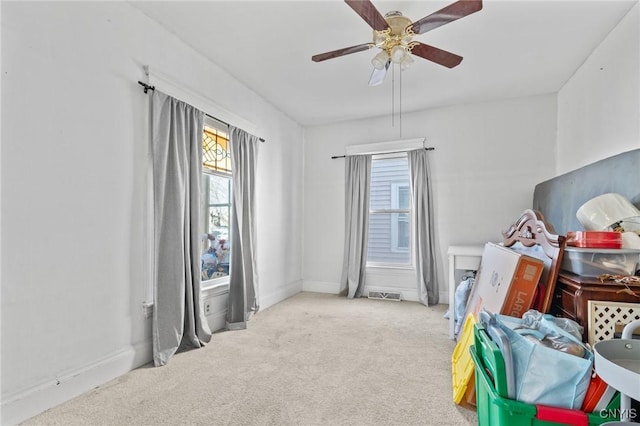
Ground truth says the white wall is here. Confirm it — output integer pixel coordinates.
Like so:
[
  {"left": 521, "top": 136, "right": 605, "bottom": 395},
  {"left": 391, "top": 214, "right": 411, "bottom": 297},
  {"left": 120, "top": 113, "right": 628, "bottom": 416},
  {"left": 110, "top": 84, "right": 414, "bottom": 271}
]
[
  {"left": 0, "top": 2, "right": 304, "bottom": 424},
  {"left": 3, "top": 1, "right": 636, "bottom": 423},
  {"left": 557, "top": 3, "right": 639, "bottom": 173},
  {"left": 303, "top": 94, "right": 557, "bottom": 303}
]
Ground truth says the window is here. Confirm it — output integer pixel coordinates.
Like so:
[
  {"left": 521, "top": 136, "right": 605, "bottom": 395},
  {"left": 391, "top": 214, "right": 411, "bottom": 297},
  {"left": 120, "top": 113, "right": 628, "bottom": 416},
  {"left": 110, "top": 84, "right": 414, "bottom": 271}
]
[
  {"left": 367, "top": 153, "right": 411, "bottom": 266},
  {"left": 200, "top": 118, "right": 232, "bottom": 285}
]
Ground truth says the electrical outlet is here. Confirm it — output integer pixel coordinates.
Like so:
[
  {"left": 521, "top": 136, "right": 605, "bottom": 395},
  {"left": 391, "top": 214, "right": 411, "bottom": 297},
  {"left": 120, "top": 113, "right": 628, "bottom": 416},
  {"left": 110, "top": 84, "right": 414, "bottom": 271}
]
[
  {"left": 142, "top": 302, "right": 153, "bottom": 319},
  {"left": 204, "top": 301, "right": 212, "bottom": 316}
]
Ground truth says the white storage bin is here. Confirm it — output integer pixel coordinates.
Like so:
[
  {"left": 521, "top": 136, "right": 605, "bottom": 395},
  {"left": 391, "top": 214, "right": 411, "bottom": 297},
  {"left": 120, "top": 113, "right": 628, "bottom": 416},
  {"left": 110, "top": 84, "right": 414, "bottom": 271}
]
[{"left": 561, "top": 247, "right": 640, "bottom": 277}]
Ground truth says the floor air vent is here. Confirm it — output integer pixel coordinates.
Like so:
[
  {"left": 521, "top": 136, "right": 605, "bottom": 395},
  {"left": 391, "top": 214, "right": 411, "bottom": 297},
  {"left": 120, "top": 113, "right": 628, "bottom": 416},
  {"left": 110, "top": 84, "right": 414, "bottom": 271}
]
[{"left": 368, "top": 291, "right": 402, "bottom": 301}]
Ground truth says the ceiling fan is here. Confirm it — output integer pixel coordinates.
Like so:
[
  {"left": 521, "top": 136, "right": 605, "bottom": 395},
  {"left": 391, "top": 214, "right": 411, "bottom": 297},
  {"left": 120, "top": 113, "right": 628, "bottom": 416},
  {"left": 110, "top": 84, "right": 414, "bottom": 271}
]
[{"left": 312, "top": 0, "right": 482, "bottom": 85}]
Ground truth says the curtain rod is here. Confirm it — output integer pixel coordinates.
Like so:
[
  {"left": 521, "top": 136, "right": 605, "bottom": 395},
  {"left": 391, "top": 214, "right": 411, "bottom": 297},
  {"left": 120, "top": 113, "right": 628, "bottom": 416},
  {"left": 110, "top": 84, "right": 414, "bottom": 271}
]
[
  {"left": 137, "top": 81, "right": 265, "bottom": 143},
  {"left": 331, "top": 147, "right": 434, "bottom": 159}
]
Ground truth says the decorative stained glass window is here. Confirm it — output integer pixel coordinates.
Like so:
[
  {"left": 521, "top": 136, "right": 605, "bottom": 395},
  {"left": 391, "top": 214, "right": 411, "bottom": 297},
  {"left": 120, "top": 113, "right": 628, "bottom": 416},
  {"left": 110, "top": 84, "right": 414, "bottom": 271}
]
[
  {"left": 201, "top": 120, "right": 232, "bottom": 284},
  {"left": 203, "top": 126, "right": 231, "bottom": 174}
]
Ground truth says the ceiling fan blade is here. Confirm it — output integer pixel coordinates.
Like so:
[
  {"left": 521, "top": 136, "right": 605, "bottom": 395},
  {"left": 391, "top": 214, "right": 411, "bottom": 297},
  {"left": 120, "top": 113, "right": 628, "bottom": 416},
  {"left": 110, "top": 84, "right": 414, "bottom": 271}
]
[
  {"left": 410, "top": 42, "right": 463, "bottom": 68},
  {"left": 368, "top": 60, "right": 390, "bottom": 86},
  {"left": 407, "top": 0, "right": 482, "bottom": 35},
  {"left": 312, "top": 43, "right": 373, "bottom": 62},
  {"left": 344, "top": 0, "right": 389, "bottom": 32}
]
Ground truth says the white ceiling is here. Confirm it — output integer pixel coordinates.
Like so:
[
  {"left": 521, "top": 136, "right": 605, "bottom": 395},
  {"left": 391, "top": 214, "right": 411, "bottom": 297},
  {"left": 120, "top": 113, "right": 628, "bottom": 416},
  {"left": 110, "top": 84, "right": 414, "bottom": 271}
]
[{"left": 130, "top": 0, "right": 638, "bottom": 127}]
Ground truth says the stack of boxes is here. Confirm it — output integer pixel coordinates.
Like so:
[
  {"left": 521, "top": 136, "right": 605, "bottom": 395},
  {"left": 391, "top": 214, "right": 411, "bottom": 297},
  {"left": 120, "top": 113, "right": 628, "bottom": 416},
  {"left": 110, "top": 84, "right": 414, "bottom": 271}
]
[
  {"left": 452, "top": 242, "right": 544, "bottom": 407},
  {"left": 452, "top": 242, "right": 623, "bottom": 424}
]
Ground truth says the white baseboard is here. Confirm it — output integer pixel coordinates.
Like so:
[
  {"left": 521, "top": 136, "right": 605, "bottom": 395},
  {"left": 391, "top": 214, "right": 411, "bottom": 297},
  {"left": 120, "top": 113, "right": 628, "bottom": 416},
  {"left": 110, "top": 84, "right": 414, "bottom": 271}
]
[
  {"left": 259, "top": 279, "right": 303, "bottom": 311},
  {"left": 302, "top": 280, "right": 341, "bottom": 294},
  {"left": 204, "top": 280, "right": 303, "bottom": 330},
  {"left": 3, "top": 276, "right": 304, "bottom": 425},
  {"left": 1, "top": 342, "right": 152, "bottom": 426},
  {"left": 300, "top": 282, "right": 444, "bottom": 305}
]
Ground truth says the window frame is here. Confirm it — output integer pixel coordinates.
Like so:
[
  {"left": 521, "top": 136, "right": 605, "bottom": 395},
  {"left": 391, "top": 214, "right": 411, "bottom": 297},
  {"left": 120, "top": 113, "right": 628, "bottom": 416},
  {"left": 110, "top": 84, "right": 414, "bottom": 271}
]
[
  {"left": 200, "top": 117, "right": 232, "bottom": 290},
  {"left": 366, "top": 152, "right": 413, "bottom": 268},
  {"left": 390, "top": 182, "right": 410, "bottom": 253}
]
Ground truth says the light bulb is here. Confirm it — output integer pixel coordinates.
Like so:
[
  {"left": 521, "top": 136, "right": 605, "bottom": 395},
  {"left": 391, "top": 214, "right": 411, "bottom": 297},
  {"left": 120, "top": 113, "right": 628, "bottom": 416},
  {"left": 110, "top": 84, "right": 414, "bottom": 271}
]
[
  {"left": 390, "top": 45, "right": 406, "bottom": 64},
  {"left": 371, "top": 50, "right": 389, "bottom": 70}
]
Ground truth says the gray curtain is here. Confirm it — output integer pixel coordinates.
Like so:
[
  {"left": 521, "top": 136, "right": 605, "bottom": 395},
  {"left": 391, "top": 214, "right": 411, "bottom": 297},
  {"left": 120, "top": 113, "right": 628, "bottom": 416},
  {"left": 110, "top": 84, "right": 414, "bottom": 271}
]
[
  {"left": 408, "top": 149, "right": 438, "bottom": 306},
  {"left": 226, "top": 126, "right": 260, "bottom": 329},
  {"left": 151, "top": 90, "right": 212, "bottom": 367},
  {"left": 340, "top": 155, "right": 371, "bottom": 298}
]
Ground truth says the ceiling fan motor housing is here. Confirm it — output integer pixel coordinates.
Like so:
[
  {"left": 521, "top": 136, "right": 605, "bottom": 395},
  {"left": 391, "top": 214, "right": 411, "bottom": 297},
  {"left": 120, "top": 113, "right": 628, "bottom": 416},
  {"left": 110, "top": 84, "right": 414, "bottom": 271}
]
[
  {"left": 383, "top": 11, "right": 412, "bottom": 36},
  {"left": 373, "top": 11, "right": 414, "bottom": 62}
]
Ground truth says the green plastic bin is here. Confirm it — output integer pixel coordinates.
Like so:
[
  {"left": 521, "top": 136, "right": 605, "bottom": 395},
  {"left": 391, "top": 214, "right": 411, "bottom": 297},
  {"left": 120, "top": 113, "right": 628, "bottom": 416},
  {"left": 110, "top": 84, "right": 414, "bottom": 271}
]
[{"left": 470, "top": 323, "right": 620, "bottom": 426}]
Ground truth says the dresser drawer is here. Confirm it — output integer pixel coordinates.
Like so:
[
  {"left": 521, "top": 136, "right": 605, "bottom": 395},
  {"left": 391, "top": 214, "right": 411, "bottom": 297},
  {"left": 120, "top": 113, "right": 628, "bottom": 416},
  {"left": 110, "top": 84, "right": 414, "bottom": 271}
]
[
  {"left": 554, "top": 272, "right": 640, "bottom": 342},
  {"left": 556, "top": 287, "right": 577, "bottom": 318},
  {"left": 551, "top": 301, "right": 576, "bottom": 322},
  {"left": 551, "top": 286, "right": 573, "bottom": 317}
]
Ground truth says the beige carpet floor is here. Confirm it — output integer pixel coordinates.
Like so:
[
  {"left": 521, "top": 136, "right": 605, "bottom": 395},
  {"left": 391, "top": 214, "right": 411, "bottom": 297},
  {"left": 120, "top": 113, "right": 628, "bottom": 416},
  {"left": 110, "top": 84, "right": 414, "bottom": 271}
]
[{"left": 24, "top": 292, "right": 478, "bottom": 426}]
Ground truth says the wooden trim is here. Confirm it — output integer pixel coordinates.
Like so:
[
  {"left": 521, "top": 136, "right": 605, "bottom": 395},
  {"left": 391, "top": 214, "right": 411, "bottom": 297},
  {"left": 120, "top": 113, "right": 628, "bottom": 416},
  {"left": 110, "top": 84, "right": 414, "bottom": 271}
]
[{"left": 501, "top": 209, "right": 566, "bottom": 313}]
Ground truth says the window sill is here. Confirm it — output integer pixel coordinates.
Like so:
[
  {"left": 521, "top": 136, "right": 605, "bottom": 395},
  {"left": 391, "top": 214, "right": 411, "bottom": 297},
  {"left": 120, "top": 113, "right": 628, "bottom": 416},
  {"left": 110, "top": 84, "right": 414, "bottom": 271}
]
[
  {"left": 366, "top": 264, "right": 415, "bottom": 271},
  {"left": 142, "top": 279, "right": 229, "bottom": 318},
  {"left": 201, "top": 279, "right": 230, "bottom": 296}
]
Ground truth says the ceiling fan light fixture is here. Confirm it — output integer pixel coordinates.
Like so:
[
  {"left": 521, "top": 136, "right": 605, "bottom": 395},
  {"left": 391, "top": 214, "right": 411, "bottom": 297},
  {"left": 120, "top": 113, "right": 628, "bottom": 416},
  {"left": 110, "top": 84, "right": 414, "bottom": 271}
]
[
  {"left": 390, "top": 45, "right": 406, "bottom": 64},
  {"left": 371, "top": 50, "right": 389, "bottom": 69}
]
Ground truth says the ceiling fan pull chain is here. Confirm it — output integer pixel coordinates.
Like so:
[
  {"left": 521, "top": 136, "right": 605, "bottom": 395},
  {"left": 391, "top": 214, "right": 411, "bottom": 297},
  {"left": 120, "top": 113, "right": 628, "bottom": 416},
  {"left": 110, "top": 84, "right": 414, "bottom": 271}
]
[
  {"left": 391, "top": 63, "right": 395, "bottom": 129},
  {"left": 399, "top": 64, "right": 402, "bottom": 139}
]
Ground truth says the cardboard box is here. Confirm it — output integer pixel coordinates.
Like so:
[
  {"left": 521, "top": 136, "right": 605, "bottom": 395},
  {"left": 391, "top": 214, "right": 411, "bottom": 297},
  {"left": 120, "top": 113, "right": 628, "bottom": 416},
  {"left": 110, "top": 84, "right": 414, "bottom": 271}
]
[{"left": 464, "top": 242, "right": 544, "bottom": 320}]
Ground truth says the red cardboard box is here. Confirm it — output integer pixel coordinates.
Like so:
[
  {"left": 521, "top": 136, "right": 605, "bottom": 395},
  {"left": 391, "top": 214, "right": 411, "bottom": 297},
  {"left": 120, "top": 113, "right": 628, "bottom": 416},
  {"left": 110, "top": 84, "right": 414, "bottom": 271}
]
[{"left": 464, "top": 242, "right": 544, "bottom": 320}]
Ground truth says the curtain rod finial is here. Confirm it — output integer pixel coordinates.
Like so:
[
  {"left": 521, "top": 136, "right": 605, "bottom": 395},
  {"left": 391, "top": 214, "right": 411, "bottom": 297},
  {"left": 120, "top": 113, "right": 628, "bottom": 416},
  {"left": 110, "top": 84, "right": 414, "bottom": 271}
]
[{"left": 137, "top": 81, "right": 155, "bottom": 94}]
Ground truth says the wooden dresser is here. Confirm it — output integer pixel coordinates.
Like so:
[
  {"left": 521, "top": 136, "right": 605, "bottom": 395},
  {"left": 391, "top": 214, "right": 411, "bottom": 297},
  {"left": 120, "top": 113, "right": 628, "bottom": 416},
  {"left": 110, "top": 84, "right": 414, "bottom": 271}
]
[{"left": 551, "top": 271, "right": 640, "bottom": 341}]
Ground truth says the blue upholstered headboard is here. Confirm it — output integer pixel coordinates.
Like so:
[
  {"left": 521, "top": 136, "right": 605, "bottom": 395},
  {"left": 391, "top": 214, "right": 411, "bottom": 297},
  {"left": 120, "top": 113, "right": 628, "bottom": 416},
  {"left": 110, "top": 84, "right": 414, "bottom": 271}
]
[{"left": 532, "top": 149, "right": 640, "bottom": 235}]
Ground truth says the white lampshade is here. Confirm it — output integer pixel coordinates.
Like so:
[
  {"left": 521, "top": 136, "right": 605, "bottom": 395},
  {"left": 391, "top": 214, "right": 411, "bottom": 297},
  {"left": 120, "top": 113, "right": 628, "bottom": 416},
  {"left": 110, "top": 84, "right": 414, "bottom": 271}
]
[
  {"left": 373, "top": 32, "right": 387, "bottom": 47},
  {"left": 371, "top": 50, "right": 389, "bottom": 70},
  {"left": 400, "top": 53, "right": 414, "bottom": 71},
  {"left": 390, "top": 45, "right": 406, "bottom": 64},
  {"left": 576, "top": 193, "right": 640, "bottom": 231}
]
